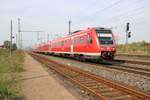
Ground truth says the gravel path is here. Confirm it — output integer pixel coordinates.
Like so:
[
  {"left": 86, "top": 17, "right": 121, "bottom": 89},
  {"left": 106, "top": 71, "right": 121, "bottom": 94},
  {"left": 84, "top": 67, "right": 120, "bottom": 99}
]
[{"left": 21, "top": 53, "right": 78, "bottom": 100}]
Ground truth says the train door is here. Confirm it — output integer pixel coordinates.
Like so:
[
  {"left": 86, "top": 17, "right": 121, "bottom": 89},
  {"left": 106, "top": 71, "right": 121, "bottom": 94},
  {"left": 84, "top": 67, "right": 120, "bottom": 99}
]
[
  {"left": 70, "top": 37, "right": 74, "bottom": 54},
  {"left": 48, "top": 42, "right": 51, "bottom": 52},
  {"left": 86, "top": 33, "right": 93, "bottom": 52}
]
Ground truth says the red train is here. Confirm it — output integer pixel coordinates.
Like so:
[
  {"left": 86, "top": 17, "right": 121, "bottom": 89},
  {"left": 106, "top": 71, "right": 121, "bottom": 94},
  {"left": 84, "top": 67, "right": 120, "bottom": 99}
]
[{"left": 33, "top": 27, "right": 116, "bottom": 60}]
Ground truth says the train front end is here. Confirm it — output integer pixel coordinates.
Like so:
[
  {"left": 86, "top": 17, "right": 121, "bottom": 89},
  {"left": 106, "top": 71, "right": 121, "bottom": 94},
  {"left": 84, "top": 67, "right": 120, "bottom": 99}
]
[{"left": 96, "top": 28, "right": 116, "bottom": 60}]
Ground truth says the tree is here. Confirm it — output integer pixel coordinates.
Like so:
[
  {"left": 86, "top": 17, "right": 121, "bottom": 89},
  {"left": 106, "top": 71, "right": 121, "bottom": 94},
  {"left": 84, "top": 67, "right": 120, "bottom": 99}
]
[
  {"left": 3, "top": 41, "right": 11, "bottom": 49},
  {"left": 3, "top": 41, "right": 17, "bottom": 51},
  {"left": 12, "top": 43, "right": 17, "bottom": 50}
]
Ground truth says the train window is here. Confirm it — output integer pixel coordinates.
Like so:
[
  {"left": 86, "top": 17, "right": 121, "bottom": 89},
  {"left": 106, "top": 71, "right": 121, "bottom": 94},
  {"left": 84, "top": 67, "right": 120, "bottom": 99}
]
[
  {"left": 74, "top": 39, "right": 76, "bottom": 44},
  {"left": 71, "top": 40, "right": 72, "bottom": 45},
  {"left": 99, "top": 37, "right": 113, "bottom": 45},
  {"left": 73, "top": 39, "right": 75, "bottom": 45},
  {"left": 74, "top": 38, "right": 78, "bottom": 45},
  {"left": 77, "top": 38, "right": 79, "bottom": 44},
  {"left": 80, "top": 36, "right": 84, "bottom": 44},
  {"left": 87, "top": 34, "right": 92, "bottom": 44},
  {"left": 71, "top": 40, "right": 74, "bottom": 45},
  {"left": 96, "top": 30, "right": 112, "bottom": 34},
  {"left": 61, "top": 41, "right": 64, "bottom": 46},
  {"left": 59, "top": 42, "right": 61, "bottom": 47},
  {"left": 65, "top": 40, "right": 67, "bottom": 45}
]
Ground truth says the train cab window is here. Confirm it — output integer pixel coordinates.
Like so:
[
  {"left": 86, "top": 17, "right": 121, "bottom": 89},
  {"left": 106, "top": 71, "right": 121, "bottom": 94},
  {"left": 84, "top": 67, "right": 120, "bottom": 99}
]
[
  {"left": 96, "top": 30, "right": 112, "bottom": 34},
  {"left": 99, "top": 37, "right": 113, "bottom": 45},
  {"left": 80, "top": 36, "right": 84, "bottom": 44},
  {"left": 96, "top": 29, "right": 113, "bottom": 45},
  {"left": 87, "top": 34, "right": 92, "bottom": 44}
]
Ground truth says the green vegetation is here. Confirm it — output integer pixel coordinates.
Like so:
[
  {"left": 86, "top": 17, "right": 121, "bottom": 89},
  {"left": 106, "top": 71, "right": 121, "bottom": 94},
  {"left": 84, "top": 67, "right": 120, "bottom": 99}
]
[
  {"left": 0, "top": 49, "right": 24, "bottom": 99},
  {"left": 117, "top": 41, "right": 150, "bottom": 54},
  {"left": 3, "top": 41, "right": 17, "bottom": 51}
]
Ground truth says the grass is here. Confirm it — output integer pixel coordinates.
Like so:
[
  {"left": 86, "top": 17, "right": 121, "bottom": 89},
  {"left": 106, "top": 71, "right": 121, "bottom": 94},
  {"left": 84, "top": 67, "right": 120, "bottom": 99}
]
[
  {"left": 117, "top": 41, "right": 150, "bottom": 54},
  {"left": 0, "top": 49, "right": 25, "bottom": 100}
]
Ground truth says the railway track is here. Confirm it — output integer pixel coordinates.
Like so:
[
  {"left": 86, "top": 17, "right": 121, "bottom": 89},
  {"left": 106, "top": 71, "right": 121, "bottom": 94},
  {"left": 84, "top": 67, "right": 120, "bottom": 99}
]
[
  {"left": 30, "top": 53, "right": 150, "bottom": 100},
  {"left": 116, "top": 53, "right": 150, "bottom": 58},
  {"left": 43, "top": 54, "right": 150, "bottom": 77},
  {"left": 113, "top": 59, "right": 150, "bottom": 66},
  {"left": 101, "top": 60, "right": 150, "bottom": 77},
  {"left": 34, "top": 53, "right": 150, "bottom": 77},
  {"left": 115, "top": 53, "right": 150, "bottom": 66}
]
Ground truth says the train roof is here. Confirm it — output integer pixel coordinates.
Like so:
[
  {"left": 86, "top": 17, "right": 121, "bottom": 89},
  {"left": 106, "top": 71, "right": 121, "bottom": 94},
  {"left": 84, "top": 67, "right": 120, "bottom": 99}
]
[
  {"left": 93, "top": 27, "right": 112, "bottom": 30},
  {"left": 50, "top": 27, "right": 112, "bottom": 42},
  {"left": 37, "top": 27, "right": 112, "bottom": 46}
]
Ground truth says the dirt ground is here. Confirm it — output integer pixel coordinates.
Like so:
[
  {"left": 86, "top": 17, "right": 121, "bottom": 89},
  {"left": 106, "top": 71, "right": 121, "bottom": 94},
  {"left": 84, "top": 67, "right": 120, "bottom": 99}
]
[{"left": 21, "top": 54, "right": 77, "bottom": 100}]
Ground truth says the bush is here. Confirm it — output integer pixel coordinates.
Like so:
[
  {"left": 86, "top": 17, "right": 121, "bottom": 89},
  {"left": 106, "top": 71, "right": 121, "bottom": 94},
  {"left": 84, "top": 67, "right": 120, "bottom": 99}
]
[{"left": 117, "top": 41, "right": 150, "bottom": 53}]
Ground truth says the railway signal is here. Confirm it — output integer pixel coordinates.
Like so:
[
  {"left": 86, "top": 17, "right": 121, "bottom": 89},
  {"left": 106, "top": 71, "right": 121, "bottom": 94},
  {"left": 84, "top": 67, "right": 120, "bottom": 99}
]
[
  {"left": 126, "top": 22, "right": 131, "bottom": 38},
  {"left": 125, "top": 22, "right": 131, "bottom": 51},
  {"left": 126, "top": 22, "right": 130, "bottom": 32},
  {"left": 128, "top": 32, "right": 131, "bottom": 38}
]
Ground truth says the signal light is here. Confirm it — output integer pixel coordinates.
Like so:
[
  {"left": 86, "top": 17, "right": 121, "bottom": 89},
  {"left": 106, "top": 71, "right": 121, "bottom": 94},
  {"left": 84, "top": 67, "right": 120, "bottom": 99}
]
[
  {"left": 126, "top": 22, "right": 130, "bottom": 32},
  {"left": 128, "top": 32, "right": 131, "bottom": 38}
]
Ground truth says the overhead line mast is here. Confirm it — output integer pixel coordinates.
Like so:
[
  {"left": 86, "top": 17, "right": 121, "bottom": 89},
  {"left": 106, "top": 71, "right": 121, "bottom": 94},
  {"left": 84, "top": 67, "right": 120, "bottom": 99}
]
[
  {"left": 17, "top": 18, "right": 43, "bottom": 49},
  {"left": 18, "top": 18, "right": 21, "bottom": 49},
  {"left": 69, "top": 20, "right": 71, "bottom": 34},
  {"left": 10, "top": 20, "right": 13, "bottom": 57}
]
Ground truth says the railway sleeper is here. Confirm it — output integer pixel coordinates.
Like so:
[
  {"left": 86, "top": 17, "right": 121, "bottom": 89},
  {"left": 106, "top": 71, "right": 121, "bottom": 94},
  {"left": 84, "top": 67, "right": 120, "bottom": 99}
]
[
  {"left": 76, "top": 79, "right": 92, "bottom": 82},
  {"left": 101, "top": 91, "right": 125, "bottom": 98},
  {"left": 93, "top": 86, "right": 111, "bottom": 90},
  {"left": 86, "top": 84, "right": 108, "bottom": 90},
  {"left": 63, "top": 72, "right": 78, "bottom": 76},
  {"left": 76, "top": 78, "right": 93, "bottom": 82},
  {"left": 64, "top": 70, "right": 79, "bottom": 75},
  {"left": 109, "top": 95, "right": 132, "bottom": 100},
  {"left": 79, "top": 81, "right": 98, "bottom": 85},
  {"left": 72, "top": 77, "right": 86, "bottom": 81},
  {"left": 84, "top": 84, "right": 99, "bottom": 87},
  {"left": 74, "top": 75, "right": 89, "bottom": 79},
  {"left": 63, "top": 72, "right": 75, "bottom": 76},
  {"left": 95, "top": 85, "right": 109, "bottom": 90},
  {"left": 31, "top": 54, "right": 150, "bottom": 97},
  {"left": 94, "top": 88, "right": 113, "bottom": 93}
]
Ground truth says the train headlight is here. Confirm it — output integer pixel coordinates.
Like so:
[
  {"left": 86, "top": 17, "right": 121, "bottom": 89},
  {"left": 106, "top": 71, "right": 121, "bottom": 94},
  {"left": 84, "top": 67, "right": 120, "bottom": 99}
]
[
  {"left": 107, "top": 47, "right": 110, "bottom": 51},
  {"left": 101, "top": 47, "right": 105, "bottom": 51},
  {"left": 112, "top": 47, "right": 115, "bottom": 51}
]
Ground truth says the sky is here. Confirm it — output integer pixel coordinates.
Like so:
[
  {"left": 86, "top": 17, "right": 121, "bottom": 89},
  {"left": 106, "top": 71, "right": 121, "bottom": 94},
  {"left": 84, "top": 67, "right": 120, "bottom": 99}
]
[{"left": 0, "top": 0, "right": 150, "bottom": 48}]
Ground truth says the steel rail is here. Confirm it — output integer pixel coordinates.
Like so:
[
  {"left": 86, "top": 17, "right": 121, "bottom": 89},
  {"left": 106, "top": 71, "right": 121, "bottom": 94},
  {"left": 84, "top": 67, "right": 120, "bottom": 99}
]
[
  {"left": 114, "top": 59, "right": 150, "bottom": 66},
  {"left": 33, "top": 53, "right": 150, "bottom": 77},
  {"left": 116, "top": 53, "right": 150, "bottom": 58},
  {"left": 31, "top": 53, "right": 107, "bottom": 100},
  {"left": 100, "top": 60, "right": 150, "bottom": 77}
]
